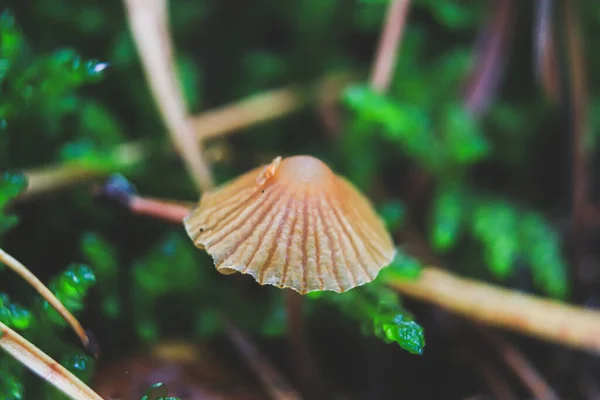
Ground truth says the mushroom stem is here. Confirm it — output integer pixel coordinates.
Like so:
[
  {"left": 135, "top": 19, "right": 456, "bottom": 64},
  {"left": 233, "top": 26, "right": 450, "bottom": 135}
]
[
  {"left": 285, "top": 290, "right": 322, "bottom": 397},
  {"left": 388, "top": 267, "right": 600, "bottom": 353},
  {"left": 0, "top": 248, "right": 91, "bottom": 351},
  {"left": 0, "top": 321, "right": 103, "bottom": 400}
]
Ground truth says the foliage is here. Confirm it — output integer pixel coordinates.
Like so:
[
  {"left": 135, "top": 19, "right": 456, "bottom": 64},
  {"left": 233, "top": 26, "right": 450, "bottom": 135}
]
[{"left": 0, "top": 0, "right": 586, "bottom": 397}]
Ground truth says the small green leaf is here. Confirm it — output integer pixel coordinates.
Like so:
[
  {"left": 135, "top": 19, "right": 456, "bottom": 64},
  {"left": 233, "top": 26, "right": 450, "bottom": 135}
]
[
  {"left": 378, "top": 200, "right": 406, "bottom": 232},
  {"left": 381, "top": 248, "right": 421, "bottom": 281},
  {"left": 430, "top": 183, "right": 465, "bottom": 251},
  {"left": 374, "top": 313, "right": 425, "bottom": 355}
]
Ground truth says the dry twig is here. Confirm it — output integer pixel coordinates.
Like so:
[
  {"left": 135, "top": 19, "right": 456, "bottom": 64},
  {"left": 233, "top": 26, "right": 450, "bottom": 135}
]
[
  {"left": 123, "top": 0, "right": 213, "bottom": 191},
  {"left": 0, "top": 321, "right": 103, "bottom": 400},
  {"left": 389, "top": 267, "right": 600, "bottom": 353},
  {"left": 0, "top": 248, "right": 91, "bottom": 351},
  {"left": 223, "top": 318, "right": 302, "bottom": 400},
  {"left": 369, "top": 0, "right": 411, "bottom": 93},
  {"left": 477, "top": 327, "right": 561, "bottom": 400}
]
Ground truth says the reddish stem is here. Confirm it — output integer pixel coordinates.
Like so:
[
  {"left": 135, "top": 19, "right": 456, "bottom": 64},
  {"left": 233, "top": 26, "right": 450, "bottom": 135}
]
[
  {"left": 369, "top": 0, "right": 411, "bottom": 93},
  {"left": 129, "top": 196, "right": 193, "bottom": 223}
]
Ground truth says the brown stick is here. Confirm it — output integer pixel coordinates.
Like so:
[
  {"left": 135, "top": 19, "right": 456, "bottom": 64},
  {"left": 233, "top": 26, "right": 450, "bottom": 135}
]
[
  {"left": 369, "top": 0, "right": 411, "bottom": 93},
  {"left": 0, "top": 248, "right": 91, "bottom": 351},
  {"left": 0, "top": 321, "right": 103, "bottom": 400},
  {"left": 21, "top": 85, "right": 312, "bottom": 200},
  {"left": 223, "top": 317, "right": 303, "bottom": 400},
  {"left": 564, "top": 0, "right": 590, "bottom": 268},
  {"left": 128, "top": 195, "right": 194, "bottom": 223},
  {"left": 389, "top": 267, "right": 600, "bottom": 353},
  {"left": 194, "top": 86, "right": 307, "bottom": 141},
  {"left": 534, "top": 0, "right": 561, "bottom": 102},
  {"left": 463, "top": 0, "right": 515, "bottom": 117},
  {"left": 461, "top": 349, "right": 519, "bottom": 400},
  {"left": 123, "top": 0, "right": 214, "bottom": 191},
  {"left": 478, "top": 328, "right": 561, "bottom": 400}
]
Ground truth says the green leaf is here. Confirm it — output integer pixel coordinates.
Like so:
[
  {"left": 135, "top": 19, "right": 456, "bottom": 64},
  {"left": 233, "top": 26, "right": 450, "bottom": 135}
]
[
  {"left": 374, "top": 313, "right": 425, "bottom": 355},
  {"left": 519, "top": 213, "right": 568, "bottom": 298},
  {"left": 379, "top": 200, "right": 406, "bottom": 232},
  {"left": 0, "top": 171, "right": 28, "bottom": 235},
  {"left": 381, "top": 248, "right": 421, "bottom": 281},
  {"left": 430, "top": 183, "right": 465, "bottom": 251},
  {"left": 442, "top": 104, "right": 490, "bottom": 165}
]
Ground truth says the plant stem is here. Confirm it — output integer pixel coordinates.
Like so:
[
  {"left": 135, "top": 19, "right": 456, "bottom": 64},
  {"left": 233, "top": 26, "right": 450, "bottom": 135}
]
[
  {"left": 463, "top": 0, "right": 515, "bottom": 117},
  {"left": 477, "top": 327, "right": 561, "bottom": 400},
  {"left": 388, "top": 267, "right": 600, "bottom": 353},
  {"left": 123, "top": 0, "right": 214, "bottom": 192},
  {"left": 369, "top": 0, "right": 411, "bottom": 93},
  {"left": 564, "top": 0, "right": 590, "bottom": 272},
  {"left": 23, "top": 140, "right": 145, "bottom": 200},
  {"left": 21, "top": 83, "right": 314, "bottom": 201},
  {"left": 0, "top": 321, "right": 103, "bottom": 400},
  {"left": 128, "top": 195, "right": 194, "bottom": 223},
  {"left": 222, "top": 317, "right": 302, "bottom": 400},
  {"left": 0, "top": 248, "right": 91, "bottom": 352}
]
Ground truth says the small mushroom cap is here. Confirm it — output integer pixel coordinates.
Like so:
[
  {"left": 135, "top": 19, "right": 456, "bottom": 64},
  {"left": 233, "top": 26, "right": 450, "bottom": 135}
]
[{"left": 184, "top": 155, "right": 396, "bottom": 294}]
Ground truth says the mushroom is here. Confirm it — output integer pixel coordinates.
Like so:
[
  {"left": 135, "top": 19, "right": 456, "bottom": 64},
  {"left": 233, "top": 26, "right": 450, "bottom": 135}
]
[{"left": 183, "top": 155, "right": 396, "bottom": 294}]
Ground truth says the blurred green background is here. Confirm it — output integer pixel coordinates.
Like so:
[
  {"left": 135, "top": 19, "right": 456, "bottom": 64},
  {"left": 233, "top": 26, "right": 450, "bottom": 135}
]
[{"left": 1, "top": 1, "right": 599, "bottom": 399}]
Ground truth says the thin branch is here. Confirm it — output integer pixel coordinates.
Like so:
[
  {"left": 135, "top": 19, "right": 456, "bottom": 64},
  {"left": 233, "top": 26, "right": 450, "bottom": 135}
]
[
  {"left": 20, "top": 83, "right": 315, "bottom": 201},
  {"left": 223, "top": 317, "right": 302, "bottom": 400},
  {"left": 388, "top": 267, "right": 600, "bottom": 354},
  {"left": 463, "top": 0, "right": 515, "bottom": 117},
  {"left": 0, "top": 321, "right": 103, "bottom": 400},
  {"left": 461, "top": 348, "right": 519, "bottom": 400},
  {"left": 195, "top": 86, "right": 307, "bottom": 141},
  {"left": 128, "top": 195, "right": 194, "bottom": 223},
  {"left": 123, "top": 0, "right": 213, "bottom": 192},
  {"left": 23, "top": 140, "right": 145, "bottom": 200},
  {"left": 477, "top": 327, "right": 561, "bottom": 400},
  {"left": 534, "top": 0, "right": 561, "bottom": 103},
  {"left": 369, "top": 0, "right": 411, "bottom": 93},
  {"left": 564, "top": 0, "right": 590, "bottom": 264},
  {"left": 0, "top": 248, "right": 91, "bottom": 351}
]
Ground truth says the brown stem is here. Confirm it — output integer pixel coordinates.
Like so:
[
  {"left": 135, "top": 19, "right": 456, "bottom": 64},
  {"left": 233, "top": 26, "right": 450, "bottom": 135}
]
[
  {"left": 564, "top": 0, "right": 590, "bottom": 268},
  {"left": 222, "top": 317, "right": 302, "bottom": 400},
  {"left": 194, "top": 86, "right": 307, "bottom": 141},
  {"left": 388, "top": 267, "right": 600, "bottom": 353},
  {"left": 128, "top": 195, "right": 194, "bottom": 223},
  {"left": 0, "top": 248, "right": 92, "bottom": 352},
  {"left": 461, "top": 348, "right": 519, "bottom": 400},
  {"left": 477, "top": 327, "right": 561, "bottom": 400},
  {"left": 19, "top": 81, "right": 320, "bottom": 201},
  {"left": 123, "top": 0, "right": 213, "bottom": 191},
  {"left": 0, "top": 321, "right": 103, "bottom": 400},
  {"left": 463, "top": 0, "right": 515, "bottom": 117},
  {"left": 534, "top": 0, "right": 561, "bottom": 102},
  {"left": 369, "top": 0, "right": 411, "bottom": 93}
]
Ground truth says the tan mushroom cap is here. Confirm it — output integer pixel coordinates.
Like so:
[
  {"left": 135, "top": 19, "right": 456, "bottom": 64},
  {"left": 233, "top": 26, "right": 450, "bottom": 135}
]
[{"left": 183, "top": 155, "right": 396, "bottom": 294}]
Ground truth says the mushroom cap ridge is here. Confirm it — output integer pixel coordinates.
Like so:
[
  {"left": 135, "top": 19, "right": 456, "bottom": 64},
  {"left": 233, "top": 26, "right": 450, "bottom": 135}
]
[{"left": 184, "top": 155, "right": 396, "bottom": 294}]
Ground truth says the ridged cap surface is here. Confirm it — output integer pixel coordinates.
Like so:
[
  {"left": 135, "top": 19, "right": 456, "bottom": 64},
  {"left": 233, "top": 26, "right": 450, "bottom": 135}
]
[{"left": 184, "top": 155, "right": 395, "bottom": 294}]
